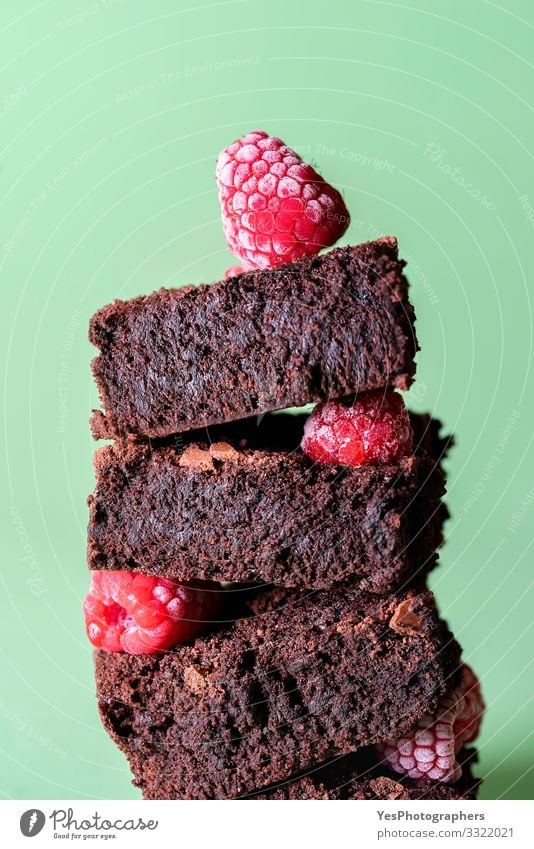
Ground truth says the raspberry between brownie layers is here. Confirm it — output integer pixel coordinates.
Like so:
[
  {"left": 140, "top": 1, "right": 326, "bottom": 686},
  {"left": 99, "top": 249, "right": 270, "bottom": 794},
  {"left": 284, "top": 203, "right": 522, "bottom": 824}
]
[
  {"left": 87, "top": 411, "right": 448, "bottom": 593},
  {"left": 89, "top": 237, "right": 417, "bottom": 440},
  {"left": 95, "top": 585, "right": 461, "bottom": 800}
]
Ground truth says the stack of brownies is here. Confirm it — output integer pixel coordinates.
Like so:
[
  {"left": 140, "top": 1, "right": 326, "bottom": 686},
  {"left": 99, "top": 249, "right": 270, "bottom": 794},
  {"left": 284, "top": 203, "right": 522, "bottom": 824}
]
[{"left": 86, "top": 236, "right": 482, "bottom": 800}]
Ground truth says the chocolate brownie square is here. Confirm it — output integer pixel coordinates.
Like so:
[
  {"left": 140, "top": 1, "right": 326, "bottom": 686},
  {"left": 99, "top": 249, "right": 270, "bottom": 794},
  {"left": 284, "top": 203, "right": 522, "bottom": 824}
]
[
  {"left": 90, "top": 237, "right": 417, "bottom": 439},
  {"left": 88, "top": 412, "right": 448, "bottom": 592},
  {"left": 95, "top": 585, "right": 461, "bottom": 799}
]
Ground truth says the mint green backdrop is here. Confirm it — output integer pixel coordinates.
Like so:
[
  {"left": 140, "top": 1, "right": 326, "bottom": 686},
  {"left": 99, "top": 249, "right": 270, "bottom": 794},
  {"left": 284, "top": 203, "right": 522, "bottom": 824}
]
[{"left": 1, "top": 0, "right": 532, "bottom": 800}]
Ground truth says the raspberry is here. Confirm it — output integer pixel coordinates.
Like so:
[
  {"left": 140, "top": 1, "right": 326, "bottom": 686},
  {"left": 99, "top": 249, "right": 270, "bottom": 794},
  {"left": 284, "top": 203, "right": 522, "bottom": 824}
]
[
  {"left": 83, "top": 571, "right": 221, "bottom": 654},
  {"left": 301, "top": 390, "right": 413, "bottom": 467},
  {"left": 216, "top": 129, "right": 350, "bottom": 269},
  {"left": 377, "top": 664, "right": 484, "bottom": 783}
]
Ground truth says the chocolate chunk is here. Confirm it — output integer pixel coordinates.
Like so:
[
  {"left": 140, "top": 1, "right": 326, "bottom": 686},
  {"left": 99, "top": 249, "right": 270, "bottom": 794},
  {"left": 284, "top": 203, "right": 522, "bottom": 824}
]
[{"left": 389, "top": 598, "right": 424, "bottom": 636}]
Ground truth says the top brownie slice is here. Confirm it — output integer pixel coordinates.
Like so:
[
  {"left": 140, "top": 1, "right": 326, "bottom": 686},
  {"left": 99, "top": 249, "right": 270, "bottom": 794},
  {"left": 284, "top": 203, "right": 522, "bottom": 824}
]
[{"left": 89, "top": 237, "right": 417, "bottom": 439}]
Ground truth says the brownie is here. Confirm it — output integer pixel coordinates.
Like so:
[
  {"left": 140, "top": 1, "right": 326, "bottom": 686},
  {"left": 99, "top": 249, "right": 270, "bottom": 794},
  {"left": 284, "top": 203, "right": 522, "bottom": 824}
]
[
  {"left": 95, "top": 585, "right": 461, "bottom": 799},
  {"left": 88, "top": 412, "right": 448, "bottom": 592},
  {"left": 89, "top": 237, "right": 417, "bottom": 439},
  {"left": 246, "top": 748, "right": 480, "bottom": 800}
]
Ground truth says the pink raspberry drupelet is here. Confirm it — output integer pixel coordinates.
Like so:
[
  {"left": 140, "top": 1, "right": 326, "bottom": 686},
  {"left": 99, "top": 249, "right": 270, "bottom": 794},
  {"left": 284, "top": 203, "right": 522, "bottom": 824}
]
[
  {"left": 83, "top": 571, "right": 222, "bottom": 654},
  {"left": 377, "top": 664, "right": 485, "bottom": 783},
  {"left": 301, "top": 390, "right": 413, "bottom": 467},
  {"left": 224, "top": 263, "right": 248, "bottom": 279},
  {"left": 216, "top": 129, "right": 350, "bottom": 269}
]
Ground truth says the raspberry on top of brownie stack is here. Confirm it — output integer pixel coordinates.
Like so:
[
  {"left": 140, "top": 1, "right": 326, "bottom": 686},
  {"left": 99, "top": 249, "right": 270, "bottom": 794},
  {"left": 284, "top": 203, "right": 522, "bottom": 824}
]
[{"left": 85, "top": 129, "right": 484, "bottom": 800}]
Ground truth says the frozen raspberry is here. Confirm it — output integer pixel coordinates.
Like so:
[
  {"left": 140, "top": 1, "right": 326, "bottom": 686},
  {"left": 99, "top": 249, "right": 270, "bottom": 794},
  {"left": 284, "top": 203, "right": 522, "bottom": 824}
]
[
  {"left": 301, "top": 390, "right": 413, "bottom": 467},
  {"left": 83, "top": 571, "right": 221, "bottom": 654},
  {"left": 377, "top": 664, "right": 484, "bottom": 783},
  {"left": 216, "top": 129, "right": 350, "bottom": 269}
]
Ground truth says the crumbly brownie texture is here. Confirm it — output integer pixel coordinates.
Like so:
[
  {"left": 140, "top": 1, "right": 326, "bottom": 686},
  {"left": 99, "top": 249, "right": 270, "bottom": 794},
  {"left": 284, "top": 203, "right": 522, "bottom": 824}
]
[
  {"left": 89, "top": 237, "right": 417, "bottom": 440},
  {"left": 95, "top": 586, "right": 461, "bottom": 799},
  {"left": 88, "top": 413, "right": 448, "bottom": 593},
  {"left": 246, "top": 748, "right": 480, "bottom": 800}
]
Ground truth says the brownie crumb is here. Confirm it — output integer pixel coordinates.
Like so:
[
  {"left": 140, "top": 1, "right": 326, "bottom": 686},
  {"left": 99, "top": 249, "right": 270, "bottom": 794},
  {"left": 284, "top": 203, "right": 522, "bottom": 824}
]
[
  {"left": 178, "top": 446, "right": 214, "bottom": 471},
  {"left": 209, "top": 442, "right": 240, "bottom": 462},
  {"left": 369, "top": 777, "right": 405, "bottom": 799}
]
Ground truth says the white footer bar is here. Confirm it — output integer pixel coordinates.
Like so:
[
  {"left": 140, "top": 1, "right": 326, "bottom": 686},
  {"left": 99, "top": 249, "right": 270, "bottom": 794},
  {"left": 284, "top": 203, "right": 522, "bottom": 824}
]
[{"left": 2, "top": 799, "right": 532, "bottom": 848}]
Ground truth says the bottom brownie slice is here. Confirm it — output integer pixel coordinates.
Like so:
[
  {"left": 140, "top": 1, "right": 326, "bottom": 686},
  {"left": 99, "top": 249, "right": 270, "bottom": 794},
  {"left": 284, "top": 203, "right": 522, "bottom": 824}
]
[
  {"left": 245, "top": 748, "right": 480, "bottom": 800},
  {"left": 95, "top": 585, "right": 461, "bottom": 799}
]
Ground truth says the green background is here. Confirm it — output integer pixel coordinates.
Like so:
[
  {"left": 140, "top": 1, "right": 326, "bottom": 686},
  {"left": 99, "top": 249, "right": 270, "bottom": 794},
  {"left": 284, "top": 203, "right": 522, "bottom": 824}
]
[{"left": 1, "top": 0, "right": 532, "bottom": 801}]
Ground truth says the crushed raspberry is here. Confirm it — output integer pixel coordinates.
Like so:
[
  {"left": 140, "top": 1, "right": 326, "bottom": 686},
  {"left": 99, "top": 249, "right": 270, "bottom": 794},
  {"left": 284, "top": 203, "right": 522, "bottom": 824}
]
[
  {"left": 216, "top": 129, "right": 350, "bottom": 269},
  {"left": 301, "top": 390, "right": 413, "bottom": 467},
  {"left": 377, "top": 664, "right": 484, "bottom": 783},
  {"left": 83, "top": 571, "right": 221, "bottom": 654}
]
